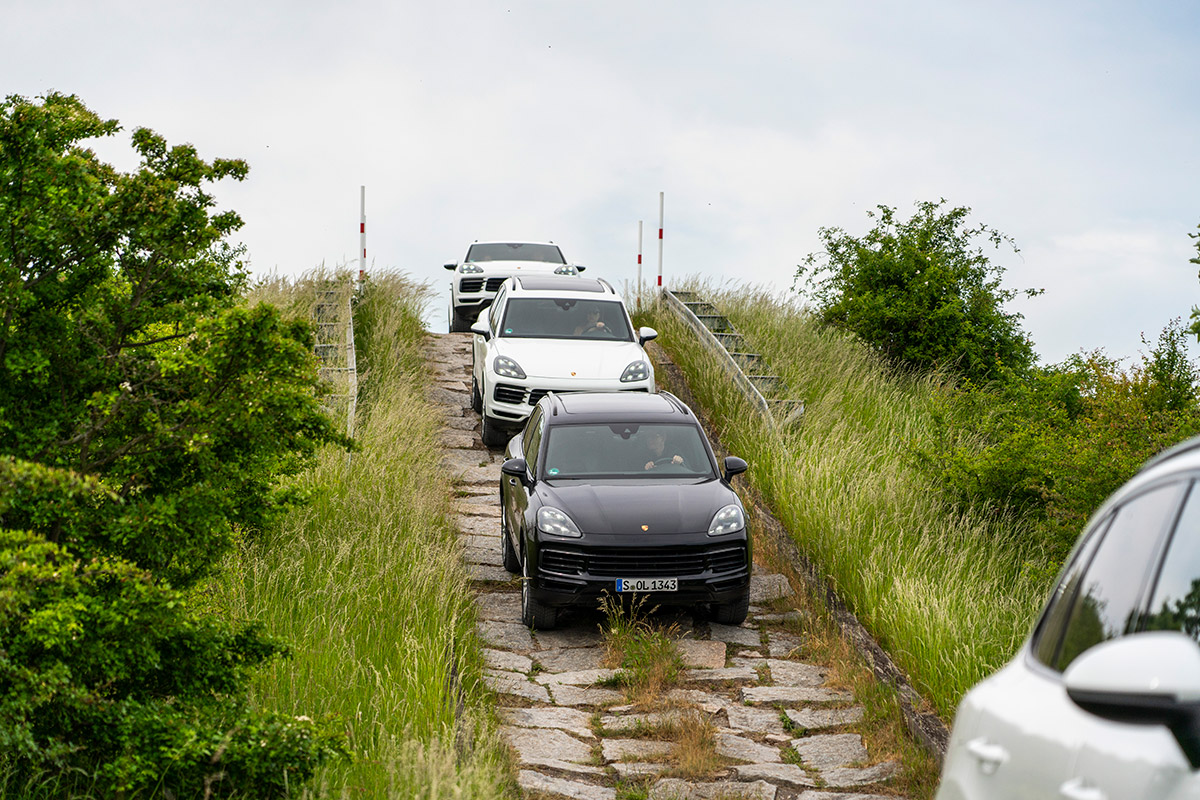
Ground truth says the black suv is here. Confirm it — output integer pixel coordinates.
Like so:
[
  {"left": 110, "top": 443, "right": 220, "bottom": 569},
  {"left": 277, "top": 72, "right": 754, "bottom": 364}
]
[{"left": 499, "top": 391, "right": 751, "bottom": 630}]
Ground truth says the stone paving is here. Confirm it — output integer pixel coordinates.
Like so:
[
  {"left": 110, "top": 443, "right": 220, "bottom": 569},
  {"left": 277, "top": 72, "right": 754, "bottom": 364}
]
[{"left": 426, "top": 333, "right": 905, "bottom": 800}]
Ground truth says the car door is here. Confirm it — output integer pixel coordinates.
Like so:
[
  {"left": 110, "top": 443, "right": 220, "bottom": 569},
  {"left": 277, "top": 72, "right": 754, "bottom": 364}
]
[{"left": 504, "top": 406, "right": 542, "bottom": 551}]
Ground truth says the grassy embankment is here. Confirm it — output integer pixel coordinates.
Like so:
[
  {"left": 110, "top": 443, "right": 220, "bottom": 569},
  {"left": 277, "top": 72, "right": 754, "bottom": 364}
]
[
  {"left": 208, "top": 269, "right": 513, "bottom": 798},
  {"left": 638, "top": 283, "right": 1054, "bottom": 723}
]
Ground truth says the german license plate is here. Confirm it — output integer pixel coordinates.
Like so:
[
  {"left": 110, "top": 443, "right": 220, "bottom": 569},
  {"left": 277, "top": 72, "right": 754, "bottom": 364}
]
[{"left": 616, "top": 577, "right": 677, "bottom": 593}]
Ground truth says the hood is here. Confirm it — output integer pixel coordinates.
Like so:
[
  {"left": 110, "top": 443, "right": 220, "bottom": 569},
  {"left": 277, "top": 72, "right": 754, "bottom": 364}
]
[
  {"left": 492, "top": 338, "right": 647, "bottom": 380},
  {"left": 538, "top": 481, "right": 735, "bottom": 535}
]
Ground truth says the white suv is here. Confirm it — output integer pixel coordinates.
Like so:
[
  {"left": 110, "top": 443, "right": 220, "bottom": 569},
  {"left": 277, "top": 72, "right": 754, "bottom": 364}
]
[
  {"left": 470, "top": 275, "right": 657, "bottom": 447},
  {"left": 445, "top": 241, "right": 584, "bottom": 332},
  {"left": 937, "top": 435, "right": 1200, "bottom": 800}
]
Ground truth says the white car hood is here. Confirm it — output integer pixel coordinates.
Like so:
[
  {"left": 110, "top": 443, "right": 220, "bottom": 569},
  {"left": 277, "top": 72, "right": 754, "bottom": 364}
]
[{"left": 491, "top": 338, "right": 647, "bottom": 380}]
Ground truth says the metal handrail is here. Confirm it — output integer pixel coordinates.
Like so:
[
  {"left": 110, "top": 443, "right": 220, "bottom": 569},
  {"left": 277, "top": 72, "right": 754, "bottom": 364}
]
[{"left": 660, "top": 289, "right": 774, "bottom": 424}]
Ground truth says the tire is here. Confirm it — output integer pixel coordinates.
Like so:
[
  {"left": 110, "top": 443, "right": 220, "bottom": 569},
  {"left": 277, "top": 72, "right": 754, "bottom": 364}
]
[
  {"left": 711, "top": 592, "right": 750, "bottom": 626},
  {"left": 471, "top": 375, "right": 483, "bottom": 414},
  {"left": 448, "top": 308, "right": 470, "bottom": 333},
  {"left": 501, "top": 512, "right": 520, "bottom": 574},
  {"left": 481, "top": 414, "right": 508, "bottom": 449},
  {"left": 521, "top": 548, "right": 557, "bottom": 630}
]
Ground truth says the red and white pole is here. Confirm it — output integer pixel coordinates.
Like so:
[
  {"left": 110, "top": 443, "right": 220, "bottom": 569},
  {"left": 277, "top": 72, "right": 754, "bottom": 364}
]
[
  {"left": 656, "top": 191, "right": 664, "bottom": 289},
  {"left": 358, "top": 185, "right": 366, "bottom": 284},
  {"left": 636, "top": 220, "right": 643, "bottom": 310}
]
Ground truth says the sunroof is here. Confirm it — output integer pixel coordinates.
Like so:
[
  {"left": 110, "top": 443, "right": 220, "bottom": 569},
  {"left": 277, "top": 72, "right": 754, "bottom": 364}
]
[{"left": 517, "top": 276, "right": 606, "bottom": 293}]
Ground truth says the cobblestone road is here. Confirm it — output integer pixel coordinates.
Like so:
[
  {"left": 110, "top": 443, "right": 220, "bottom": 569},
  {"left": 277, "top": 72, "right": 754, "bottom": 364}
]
[{"left": 427, "top": 333, "right": 907, "bottom": 800}]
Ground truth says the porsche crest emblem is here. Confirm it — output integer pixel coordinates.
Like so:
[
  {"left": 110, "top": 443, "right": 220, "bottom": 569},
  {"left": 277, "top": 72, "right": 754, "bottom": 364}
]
[
  {"left": 641, "top": 525, "right": 649, "bottom": 531},
  {"left": 571, "top": 371, "right": 577, "bottom": 376}
]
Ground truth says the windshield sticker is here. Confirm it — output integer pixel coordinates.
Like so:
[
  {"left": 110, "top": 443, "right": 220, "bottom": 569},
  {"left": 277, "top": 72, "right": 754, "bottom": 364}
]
[
  {"left": 505, "top": 328, "right": 513, "bottom": 334},
  {"left": 548, "top": 468, "right": 559, "bottom": 475}
]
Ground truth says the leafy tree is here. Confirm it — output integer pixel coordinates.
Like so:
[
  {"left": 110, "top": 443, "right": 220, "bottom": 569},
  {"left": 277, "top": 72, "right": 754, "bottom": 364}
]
[
  {"left": 797, "top": 199, "right": 1041, "bottom": 384},
  {"left": 0, "top": 93, "right": 349, "bottom": 796}
]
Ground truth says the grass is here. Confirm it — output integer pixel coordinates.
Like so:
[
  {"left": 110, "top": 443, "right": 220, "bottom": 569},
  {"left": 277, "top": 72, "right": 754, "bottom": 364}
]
[
  {"left": 637, "top": 281, "right": 1051, "bottom": 726},
  {"left": 207, "top": 268, "right": 514, "bottom": 798},
  {"left": 600, "top": 595, "right": 685, "bottom": 706}
]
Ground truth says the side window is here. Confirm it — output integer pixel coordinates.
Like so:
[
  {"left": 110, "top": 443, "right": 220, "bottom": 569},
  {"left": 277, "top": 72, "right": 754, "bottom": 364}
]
[
  {"left": 1033, "top": 517, "right": 1109, "bottom": 667},
  {"left": 523, "top": 409, "right": 543, "bottom": 472},
  {"left": 1047, "top": 481, "right": 1185, "bottom": 671},
  {"left": 1142, "top": 482, "right": 1200, "bottom": 640}
]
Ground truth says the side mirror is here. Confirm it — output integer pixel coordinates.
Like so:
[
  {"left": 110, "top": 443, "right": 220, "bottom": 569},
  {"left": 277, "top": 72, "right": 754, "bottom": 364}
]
[
  {"left": 638, "top": 326, "right": 658, "bottom": 345},
  {"left": 576, "top": 265, "right": 587, "bottom": 273},
  {"left": 470, "top": 318, "right": 491, "bottom": 341},
  {"left": 501, "top": 457, "right": 529, "bottom": 484},
  {"left": 1065, "top": 631, "right": 1200, "bottom": 768},
  {"left": 444, "top": 263, "right": 457, "bottom": 271},
  {"left": 724, "top": 456, "right": 748, "bottom": 481}
]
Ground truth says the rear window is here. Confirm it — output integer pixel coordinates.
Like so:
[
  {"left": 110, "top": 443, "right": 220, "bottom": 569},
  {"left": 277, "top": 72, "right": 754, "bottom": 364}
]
[
  {"left": 466, "top": 243, "right": 565, "bottom": 264},
  {"left": 499, "top": 298, "right": 632, "bottom": 341},
  {"left": 542, "top": 423, "right": 716, "bottom": 480}
]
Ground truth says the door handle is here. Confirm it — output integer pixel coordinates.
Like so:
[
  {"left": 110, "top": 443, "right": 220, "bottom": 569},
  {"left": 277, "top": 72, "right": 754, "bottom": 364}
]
[
  {"left": 965, "top": 737, "right": 1009, "bottom": 776},
  {"left": 1059, "top": 777, "right": 1106, "bottom": 800}
]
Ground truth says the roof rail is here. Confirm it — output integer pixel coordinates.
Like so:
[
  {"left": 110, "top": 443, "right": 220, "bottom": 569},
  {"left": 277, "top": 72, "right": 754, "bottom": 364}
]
[{"left": 1139, "top": 434, "right": 1200, "bottom": 473}]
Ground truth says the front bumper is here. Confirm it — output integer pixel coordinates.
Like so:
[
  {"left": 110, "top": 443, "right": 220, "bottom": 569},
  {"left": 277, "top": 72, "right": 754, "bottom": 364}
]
[{"left": 529, "top": 539, "right": 750, "bottom": 609}]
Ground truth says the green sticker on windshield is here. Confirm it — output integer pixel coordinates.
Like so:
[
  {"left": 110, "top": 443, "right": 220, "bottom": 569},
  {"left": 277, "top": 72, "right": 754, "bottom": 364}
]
[
  {"left": 505, "top": 328, "right": 513, "bottom": 334},
  {"left": 548, "top": 468, "right": 559, "bottom": 475}
]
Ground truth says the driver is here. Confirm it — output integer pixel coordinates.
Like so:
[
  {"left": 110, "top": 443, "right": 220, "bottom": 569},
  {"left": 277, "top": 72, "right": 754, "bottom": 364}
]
[
  {"left": 643, "top": 430, "right": 684, "bottom": 471},
  {"left": 573, "top": 308, "right": 606, "bottom": 336}
]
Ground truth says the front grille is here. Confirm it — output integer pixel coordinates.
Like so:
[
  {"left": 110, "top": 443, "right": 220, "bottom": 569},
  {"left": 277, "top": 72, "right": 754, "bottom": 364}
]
[
  {"left": 493, "top": 383, "right": 526, "bottom": 404},
  {"left": 540, "top": 543, "right": 747, "bottom": 579},
  {"left": 486, "top": 277, "right": 507, "bottom": 291},
  {"left": 493, "top": 385, "right": 572, "bottom": 406},
  {"left": 459, "top": 277, "right": 484, "bottom": 293}
]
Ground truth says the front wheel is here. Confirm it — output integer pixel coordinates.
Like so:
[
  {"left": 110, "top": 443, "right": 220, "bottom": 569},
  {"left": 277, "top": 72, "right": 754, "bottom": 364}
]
[
  {"left": 481, "top": 414, "right": 508, "bottom": 449},
  {"left": 521, "top": 549, "right": 557, "bottom": 630},
  {"left": 711, "top": 593, "right": 749, "bottom": 626}
]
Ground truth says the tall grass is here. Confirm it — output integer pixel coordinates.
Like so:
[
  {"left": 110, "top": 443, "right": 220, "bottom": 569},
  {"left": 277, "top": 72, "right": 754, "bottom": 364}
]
[
  {"left": 212, "top": 269, "right": 512, "bottom": 798},
  {"left": 640, "top": 282, "right": 1051, "bottom": 720}
]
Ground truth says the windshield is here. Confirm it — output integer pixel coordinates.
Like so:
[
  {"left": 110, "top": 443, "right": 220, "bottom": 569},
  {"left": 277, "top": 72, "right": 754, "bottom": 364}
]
[
  {"left": 542, "top": 423, "right": 716, "bottom": 479},
  {"left": 466, "top": 243, "right": 565, "bottom": 264},
  {"left": 499, "top": 298, "right": 633, "bottom": 341}
]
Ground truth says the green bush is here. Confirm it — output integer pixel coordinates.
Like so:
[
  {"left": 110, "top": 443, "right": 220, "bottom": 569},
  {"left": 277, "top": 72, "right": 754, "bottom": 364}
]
[
  {"left": 797, "top": 199, "right": 1040, "bottom": 385},
  {"left": 916, "top": 320, "right": 1200, "bottom": 562},
  {"left": 0, "top": 94, "right": 351, "bottom": 796}
]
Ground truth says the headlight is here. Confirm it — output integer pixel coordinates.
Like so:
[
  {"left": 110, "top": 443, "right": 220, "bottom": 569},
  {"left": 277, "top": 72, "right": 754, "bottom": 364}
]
[
  {"left": 538, "top": 506, "right": 582, "bottom": 537},
  {"left": 620, "top": 360, "right": 649, "bottom": 383},
  {"left": 493, "top": 356, "right": 526, "bottom": 379},
  {"left": 459, "top": 263, "right": 484, "bottom": 274},
  {"left": 553, "top": 265, "right": 578, "bottom": 276},
  {"left": 708, "top": 504, "right": 745, "bottom": 536}
]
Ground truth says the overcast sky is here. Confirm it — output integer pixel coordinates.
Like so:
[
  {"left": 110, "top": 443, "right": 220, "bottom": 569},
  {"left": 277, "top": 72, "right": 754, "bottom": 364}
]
[{"left": 6, "top": 0, "right": 1199, "bottom": 364}]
